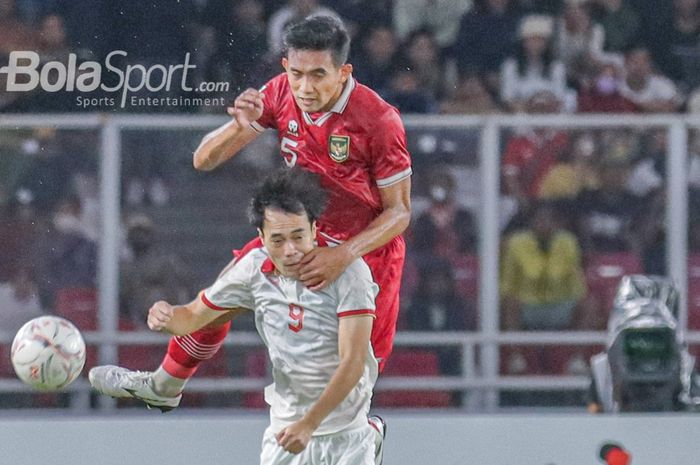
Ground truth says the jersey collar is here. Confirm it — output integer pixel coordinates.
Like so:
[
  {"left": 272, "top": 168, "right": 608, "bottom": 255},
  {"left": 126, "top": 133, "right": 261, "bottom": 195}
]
[{"left": 302, "top": 76, "right": 355, "bottom": 127}]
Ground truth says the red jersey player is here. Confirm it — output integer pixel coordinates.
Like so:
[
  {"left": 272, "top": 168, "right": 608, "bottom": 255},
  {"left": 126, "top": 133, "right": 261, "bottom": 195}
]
[{"left": 89, "top": 16, "right": 412, "bottom": 417}]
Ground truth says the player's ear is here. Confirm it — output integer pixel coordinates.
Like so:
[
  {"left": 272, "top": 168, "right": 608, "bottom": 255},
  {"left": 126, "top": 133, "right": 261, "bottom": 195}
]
[
  {"left": 281, "top": 57, "right": 289, "bottom": 71},
  {"left": 340, "top": 63, "right": 353, "bottom": 82},
  {"left": 310, "top": 221, "right": 317, "bottom": 237},
  {"left": 257, "top": 228, "right": 264, "bottom": 240}
]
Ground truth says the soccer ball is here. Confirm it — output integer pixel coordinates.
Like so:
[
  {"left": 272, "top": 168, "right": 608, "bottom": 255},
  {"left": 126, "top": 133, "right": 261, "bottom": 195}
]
[{"left": 11, "top": 316, "right": 87, "bottom": 390}]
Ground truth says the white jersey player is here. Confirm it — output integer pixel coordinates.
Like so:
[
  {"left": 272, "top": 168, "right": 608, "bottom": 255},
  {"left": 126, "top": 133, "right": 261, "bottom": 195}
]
[{"left": 97, "top": 168, "right": 385, "bottom": 465}]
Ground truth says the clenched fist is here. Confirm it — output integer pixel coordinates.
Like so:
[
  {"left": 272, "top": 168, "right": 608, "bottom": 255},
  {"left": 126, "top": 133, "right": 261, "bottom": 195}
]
[
  {"left": 147, "top": 301, "right": 174, "bottom": 332},
  {"left": 227, "top": 88, "right": 264, "bottom": 127}
]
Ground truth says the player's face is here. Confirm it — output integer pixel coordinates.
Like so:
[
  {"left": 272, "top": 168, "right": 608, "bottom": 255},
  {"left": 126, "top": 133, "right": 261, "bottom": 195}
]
[
  {"left": 259, "top": 208, "right": 316, "bottom": 277},
  {"left": 283, "top": 49, "right": 352, "bottom": 113}
]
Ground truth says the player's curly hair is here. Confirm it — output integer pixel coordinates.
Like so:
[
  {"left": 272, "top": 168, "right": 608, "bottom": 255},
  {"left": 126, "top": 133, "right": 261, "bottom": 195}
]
[
  {"left": 283, "top": 15, "right": 350, "bottom": 67},
  {"left": 248, "top": 167, "right": 327, "bottom": 230}
]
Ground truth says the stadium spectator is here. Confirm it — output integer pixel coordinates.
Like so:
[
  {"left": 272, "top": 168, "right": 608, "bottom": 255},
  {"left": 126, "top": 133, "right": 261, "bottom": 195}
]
[
  {"left": 537, "top": 131, "right": 600, "bottom": 202},
  {"left": 626, "top": 129, "right": 666, "bottom": 198},
  {"left": 0, "top": 265, "right": 43, "bottom": 334},
  {"left": 411, "top": 166, "right": 477, "bottom": 260},
  {"left": 618, "top": 46, "right": 681, "bottom": 113},
  {"left": 13, "top": 128, "right": 76, "bottom": 213},
  {"left": 645, "top": 0, "right": 700, "bottom": 88},
  {"left": 577, "top": 60, "right": 638, "bottom": 112},
  {"left": 501, "top": 91, "right": 570, "bottom": 208},
  {"left": 37, "top": 14, "right": 70, "bottom": 61},
  {"left": 0, "top": 0, "right": 37, "bottom": 54},
  {"left": 384, "top": 67, "right": 438, "bottom": 113},
  {"left": 396, "top": 29, "right": 447, "bottom": 100},
  {"left": 574, "top": 143, "right": 644, "bottom": 254},
  {"left": 554, "top": 0, "right": 605, "bottom": 84},
  {"left": 592, "top": 0, "right": 641, "bottom": 56},
  {"left": 0, "top": 194, "right": 42, "bottom": 284},
  {"left": 440, "top": 72, "right": 501, "bottom": 114},
  {"left": 454, "top": 0, "right": 519, "bottom": 91},
  {"left": 406, "top": 257, "right": 475, "bottom": 375},
  {"left": 500, "top": 201, "right": 587, "bottom": 331},
  {"left": 35, "top": 196, "right": 97, "bottom": 309},
  {"left": 500, "top": 14, "right": 573, "bottom": 112},
  {"left": 406, "top": 258, "right": 475, "bottom": 333},
  {"left": 392, "top": 0, "right": 473, "bottom": 52},
  {"left": 267, "top": 0, "right": 339, "bottom": 56},
  {"left": 120, "top": 214, "right": 190, "bottom": 329},
  {"left": 350, "top": 25, "right": 399, "bottom": 95}
]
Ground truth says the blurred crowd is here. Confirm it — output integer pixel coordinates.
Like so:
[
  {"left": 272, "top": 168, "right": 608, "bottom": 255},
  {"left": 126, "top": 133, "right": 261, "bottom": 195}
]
[{"left": 1, "top": 0, "right": 700, "bottom": 114}]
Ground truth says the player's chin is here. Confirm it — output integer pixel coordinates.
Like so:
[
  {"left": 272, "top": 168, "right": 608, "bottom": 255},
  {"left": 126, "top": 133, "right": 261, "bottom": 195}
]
[{"left": 296, "top": 98, "right": 319, "bottom": 112}]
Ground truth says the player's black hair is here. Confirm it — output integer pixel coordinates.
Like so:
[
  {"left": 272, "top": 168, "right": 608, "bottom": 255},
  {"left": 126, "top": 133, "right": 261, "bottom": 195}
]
[
  {"left": 283, "top": 15, "right": 350, "bottom": 67},
  {"left": 249, "top": 167, "right": 327, "bottom": 230}
]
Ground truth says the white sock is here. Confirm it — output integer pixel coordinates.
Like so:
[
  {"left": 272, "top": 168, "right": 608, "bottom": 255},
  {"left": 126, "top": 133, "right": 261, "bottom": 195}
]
[{"left": 151, "top": 366, "right": 188, "bottom": 397}]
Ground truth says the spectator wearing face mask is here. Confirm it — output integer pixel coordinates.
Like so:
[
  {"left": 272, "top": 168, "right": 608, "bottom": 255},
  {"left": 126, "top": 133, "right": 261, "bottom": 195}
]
[
  {"left": 578, "top": 60, "right": 638, "bottom": 112},
  {"left": 411, "top": 166, "right": 477, "bottom": 260}
]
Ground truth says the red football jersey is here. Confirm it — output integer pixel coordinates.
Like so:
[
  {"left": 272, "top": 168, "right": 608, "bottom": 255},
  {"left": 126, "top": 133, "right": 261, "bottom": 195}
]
[{"left": 250, "top": 74, "right": 412, "bottom": 241}]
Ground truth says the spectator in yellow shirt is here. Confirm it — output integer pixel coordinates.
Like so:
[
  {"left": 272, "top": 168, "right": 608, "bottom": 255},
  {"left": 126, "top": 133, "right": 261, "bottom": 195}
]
[{"left": 501, "top": 201, "right": 586, "bottom": 331}]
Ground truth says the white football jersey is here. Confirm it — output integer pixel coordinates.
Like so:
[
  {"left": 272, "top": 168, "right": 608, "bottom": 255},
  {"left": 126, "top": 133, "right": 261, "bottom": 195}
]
[{"left": 203, "top": 246, "right": 379, "bottom": 435}]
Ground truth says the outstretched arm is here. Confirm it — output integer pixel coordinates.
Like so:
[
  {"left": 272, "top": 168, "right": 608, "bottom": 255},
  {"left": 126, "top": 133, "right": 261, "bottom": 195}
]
[
  {"left": 193, "top": 88, "right": 264, "bottom": 171},
  {"left": 147, "top": 292, "right": 246, "bottom": 335},
  {"left": 275, "top": 315, "right": 374, "bottom": 454}
]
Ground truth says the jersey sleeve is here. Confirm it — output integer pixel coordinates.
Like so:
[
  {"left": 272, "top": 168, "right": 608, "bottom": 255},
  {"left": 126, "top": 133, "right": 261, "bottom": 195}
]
[
  {"left": 371, "top": 108, "right": 413, "bottom": 189},
  {"left": 334, "top": 259, "right": 379, "bottom": 318},
  {"left": 250, "top": 75, "right": 284, "bottom": 133},
  {"left": 201, "top": 254, "right": 255, "bottom": 311}
]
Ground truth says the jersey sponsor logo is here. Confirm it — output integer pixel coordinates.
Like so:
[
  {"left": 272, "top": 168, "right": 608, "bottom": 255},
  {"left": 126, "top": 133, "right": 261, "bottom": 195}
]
[
  {"left": 287, "top": 119, "right": 299, "bottom": 136},
  {"left": 329, "top": 135, "right": 350, "bottom": 163}
]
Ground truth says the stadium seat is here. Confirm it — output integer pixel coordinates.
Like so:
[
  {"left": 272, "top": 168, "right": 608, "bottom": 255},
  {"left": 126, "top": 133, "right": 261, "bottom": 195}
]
[
  {"left": 584, "top": 252, "right": 643, "bottom": 323},
  {"left": 54, "top": 287, "right": 98, "bottom": 331},
  {"left": 687, "top": 254, "right": 700, "bottom": 330},
  {"left": 373, "top": 349, "right": 453, "bottom": 408}
]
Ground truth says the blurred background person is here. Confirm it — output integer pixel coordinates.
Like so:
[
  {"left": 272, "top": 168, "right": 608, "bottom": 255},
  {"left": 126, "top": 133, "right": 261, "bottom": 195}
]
[
  {"left": 119, "top": 214, "right": 190, "bottom": 328},
  {"left": 0, "top": 265, "right": 43, "bottom": 334},
  {"left": 440, "top": 72, "right": 501, "bottom": 114},
  {"left": 618, "top": 46, "right": 681, "bottom": 113},
  {"left": 500, "top": 201, "right": 587, "bottom": 332},
  {"left": 500, "top": 15, "right": 573, "bottom": 112},
  {"left": 454, "top": 0, "right": 519, "bottom": 93}
]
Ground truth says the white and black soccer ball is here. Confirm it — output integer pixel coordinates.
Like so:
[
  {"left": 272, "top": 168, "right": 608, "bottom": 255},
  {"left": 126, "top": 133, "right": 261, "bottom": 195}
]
[{"left": 11, "top": 316, "right": 87, "bottom": 390}]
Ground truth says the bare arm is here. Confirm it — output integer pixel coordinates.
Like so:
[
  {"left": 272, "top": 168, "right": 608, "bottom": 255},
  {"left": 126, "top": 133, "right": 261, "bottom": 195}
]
[
  {"left": 276, "top": 315, "right": 374, "bottom": 453},
  {"left": 192, "top": 88, "right": 264, "bottom": 171},
  {"left": 344, "top": 176, "right": 412, "bottom": 258},
  {"left": 299, "top": 177, "right": 411, "bottom": 290},
  {"left": 147, "top": 292, "right": 246, "bottom": 336}
]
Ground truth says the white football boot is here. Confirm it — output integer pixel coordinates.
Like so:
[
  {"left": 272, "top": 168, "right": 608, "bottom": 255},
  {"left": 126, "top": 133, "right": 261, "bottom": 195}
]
[{"left": 89, "top": 365, "right": 181, "bottom": 412}]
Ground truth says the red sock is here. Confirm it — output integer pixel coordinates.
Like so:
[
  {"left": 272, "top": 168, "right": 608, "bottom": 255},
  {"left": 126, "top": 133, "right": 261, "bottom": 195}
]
[{"left": 161, "top": 321, "right": 231, "bottom": 379}]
